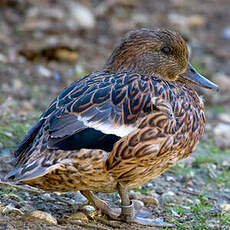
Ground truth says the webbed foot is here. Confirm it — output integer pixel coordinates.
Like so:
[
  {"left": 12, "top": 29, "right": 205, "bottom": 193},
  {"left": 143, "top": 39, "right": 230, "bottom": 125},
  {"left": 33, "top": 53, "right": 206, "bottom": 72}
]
[{"left": 120, "top": 201, "right": 174, "bottom": 227}]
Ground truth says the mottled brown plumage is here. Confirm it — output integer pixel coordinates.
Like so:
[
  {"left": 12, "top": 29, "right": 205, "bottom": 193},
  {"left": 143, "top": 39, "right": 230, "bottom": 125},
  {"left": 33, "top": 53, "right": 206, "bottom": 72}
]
[{"left": 6, "top": 28, "right": 218, "bottom": 226}]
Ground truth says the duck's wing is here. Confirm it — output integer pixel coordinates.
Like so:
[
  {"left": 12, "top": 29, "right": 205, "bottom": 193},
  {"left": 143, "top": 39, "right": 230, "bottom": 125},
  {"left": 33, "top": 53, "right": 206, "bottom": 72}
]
[{"left": 12, "top": 72, "right": 158, "bottom": 167}]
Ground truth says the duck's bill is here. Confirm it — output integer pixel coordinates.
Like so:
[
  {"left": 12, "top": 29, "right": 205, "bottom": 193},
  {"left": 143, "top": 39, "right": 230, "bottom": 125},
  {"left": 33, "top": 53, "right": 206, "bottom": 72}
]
[{"left": 180, "top": 63, "right": 219, "bottom": 90}]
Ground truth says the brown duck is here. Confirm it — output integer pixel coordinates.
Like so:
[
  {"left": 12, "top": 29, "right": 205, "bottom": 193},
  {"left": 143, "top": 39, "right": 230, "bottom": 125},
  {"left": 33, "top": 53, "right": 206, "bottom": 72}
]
[{"left": 6, "top": 28, "right": 218, "bottom": 226}]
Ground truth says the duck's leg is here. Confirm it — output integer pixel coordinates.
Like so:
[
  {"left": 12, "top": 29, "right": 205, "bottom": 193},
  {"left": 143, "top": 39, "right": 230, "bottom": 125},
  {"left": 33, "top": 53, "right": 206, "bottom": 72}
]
[
  {"left": 80, "top": 190, "right": 120, "bottom": 219},
  {"left": 117, "top": 183, "right": 175, "bottom": 227}
]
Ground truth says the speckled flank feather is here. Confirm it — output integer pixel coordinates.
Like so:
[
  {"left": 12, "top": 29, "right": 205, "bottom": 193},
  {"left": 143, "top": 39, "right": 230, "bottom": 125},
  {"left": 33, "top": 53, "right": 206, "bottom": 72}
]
[{"left": 6, "top": 71, "right": 205, "bottom": 192}]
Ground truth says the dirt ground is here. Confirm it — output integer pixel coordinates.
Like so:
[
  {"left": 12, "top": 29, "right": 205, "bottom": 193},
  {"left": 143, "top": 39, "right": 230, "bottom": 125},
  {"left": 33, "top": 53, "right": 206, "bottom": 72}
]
[{"left": 0, "top": 0, "right": 230, "bottom": 229}]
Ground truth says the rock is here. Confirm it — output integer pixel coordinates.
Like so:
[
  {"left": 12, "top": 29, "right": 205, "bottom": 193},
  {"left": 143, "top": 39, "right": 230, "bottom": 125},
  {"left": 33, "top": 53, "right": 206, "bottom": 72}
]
[
  {"left": 185, "top": 181, "right": 193, "bottom": 188},
  {"left": 212, "top": 73, "right": 230, "bottom": 91},
  {"left": 155, "top": 187, "right": 164, "bottom": 195},
  {"left": 40, "top": 193, "right": 52, "bottom": 201},
  {"left": 221, "top": 203, "right": 230, "bottom": 212},
  {"left": 0, "top": 202, "right": 5, "bottom": 212},
  {"left": 181, "top": 175, "right": 193, "bottom": 183},
  {"left": 218, "top": 113, "right": 230, "bottom": 123},
  {"left": 1, "top": 203, "right": 24, "bottom": 215},
  {"left": 141, "top": 195, "right": 159, "bottom": 206},
  {"left": 171, "top": 209, "right": 180, "bottom": 217},
  {"left": 37, "top": 65, "right": 52, "bottom": 78},
  {"left": 74, "top": 191, "right": 88, "bottom": 203},
  {"left": 185, "top": 198, "right": 193, "bottom": 204},
  {"left": 166, "top": 176, "right": 176, "bottom": 182},
  {"left": 69, "top": 212, "right": 88, "bottom": 221},
  {"left": 132, "top": 199, "right": 144, "bottom": 210},
  {"left": 194, "top": 199, "right": 201, "bottom": 205},
  {"left": 129, "top": 191, "right": 142, "bottom": 200},
  {"left": 82, "top": 205, "right": 96, "bottom": 213},
  {"left": 24, "top": 210, "right": 57, "bottom": 225},
  {"left": 161, "top": 191, "right": 175, "bottom": 202},
  {"left": 146, "top": 183, "right": 154, "bottom": 189},
  {"left": 222, "top": 26, "right": 230, "bottom": 39},
  {"left": 68, "top": 3, "right": 95, "bottom": 30},
  {"left": 214, "top": 123, "right": 230, "bottom": 138},
  {"left": 168, "top": 13, "right": 206, "bottom": 29}
]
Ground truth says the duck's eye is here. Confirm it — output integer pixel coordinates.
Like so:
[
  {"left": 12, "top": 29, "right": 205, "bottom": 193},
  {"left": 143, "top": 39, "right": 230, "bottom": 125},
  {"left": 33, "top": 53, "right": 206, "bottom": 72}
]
[{"left": 161, "top": 46, "right": 172, "bottom": 55}]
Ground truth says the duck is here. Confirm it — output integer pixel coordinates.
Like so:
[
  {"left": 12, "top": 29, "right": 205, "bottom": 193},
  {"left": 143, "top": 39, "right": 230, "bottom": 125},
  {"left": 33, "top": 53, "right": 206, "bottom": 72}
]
[{"left": 5, "top": 28, "right": 218, "bottom": 227}]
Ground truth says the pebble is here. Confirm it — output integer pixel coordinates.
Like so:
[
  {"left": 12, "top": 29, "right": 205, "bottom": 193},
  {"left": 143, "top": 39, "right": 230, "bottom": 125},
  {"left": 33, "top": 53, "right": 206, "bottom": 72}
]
[
  {"left": 185, "top": 198, "right": 193, "bottom": 204},
  {"left": 161, "top": 191, "right": 175, "bottom": 202},
  {"left": 2, "top": 203, "right": 24, "bottom": 215},
  {"left": 82, "top": 205, "right": 96, "bottom": 213},
  {"left": 221, "top": 203, "right": 230, "bottom": 212},
  {"left": 40, "top": 193, "right": 52, "bottom": 201},
  {"left": 24, "top": 210, "right": 57, "bottom": 225},
  {"left": 69, "top": 212, "right": 88, "bottom": 221},
  {"left": 155, "top": 187, "right": 164, "bottom": 195},
  {"left": 74, "top": 191, "right": 88, "bottom": 203},
  {"left": 181, "top": 175, "right": 193, "bottom": 183},
  {"left": 0, "top": 202, "right": 5, "bottom": 212},
  {"left": 185, "top": 181, "right": 193, "bottom": 188},
  {"left": 222, "top": 26, "right": 230, "bottom": 39},
  {"left": 168, "top": 13, "right": 206, "bottom": 28},
  {"left": 132, "top": 199, "right": 144, "bottom": 210},
  {"left": 212, "top": 73, "right": 230, "bottom": 91},
  {"left": 68, "top": 2, "right": 95, "bottom": 30},
  {"left": 141, "top": 195, "right": 159, "bottom": 206},
  {"left": 194, "top": 199, "right": 201, "bottom": 205},
  {"left": 37, "top": 65, "right": 52, "bottom": 78},
  {"left": 171, "top": 209, "right": 180, "bottom": 217},
  {"left": 146, "top": 183, "right": 154, "bottom": 189},
  {"left": 214, "top": 123, "right": 230, "bottom": 139},
  {"left": 129, "top": 191, "right": 142, "bottom": 200},
  {"left": 166, "top": 176, "right": 176, "bottom": 182}
]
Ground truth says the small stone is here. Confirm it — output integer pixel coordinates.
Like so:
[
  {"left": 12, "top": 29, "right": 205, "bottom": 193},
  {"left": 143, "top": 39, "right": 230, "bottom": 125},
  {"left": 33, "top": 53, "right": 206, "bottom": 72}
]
[
  {"left": 168, "top": 13, "right": 205, "bottom": 29},
  {"left": 69, "top": 212, "right": 88, "bottom": 221},
  {"left": 141, "top": 195, "right": 159, "bottom": 206},
  {"left": 146, "top": 183, "right": 154, "bottom": 189},
  {"left": 171, "top": 209, "right": 180, "bottom": 217},
  {"left": 155, "top": 187, "right": 164, "bottom": 195},
  {"left": 221, "top": 203, "right": 230, "bottom": 212},
  {"left": 218, "top": 113, "right": 230, "bottom": 123},
  {"left": 214, "top": 123, "right": 230, "bottom": 139},
  {"left": 0, "top": 202, "right": 5, "bottom": 212},
  {"left": 12, "top": 79, "right": 23, "bottom": 90},
  {"left": 166, "top": 176, "right": 176, "bottom": 182},
  {"left": 194, "top": 199, "right": 201, "bottom": 205},
  {"left": 40, "top": 193, "right": 52, "bottom": 201},
  {"left": 185, "top": 181, "right": 193, "bottom": 188},
  {"left": 213, "top": 73, "right": 230, "bottom": 91},
  {"left": 37, "top": 65, "right": 52, "bottom": 78},
  {"left": 222, "top": 26, "right": 230, "bottom": 39},
  {"left": 161, "top": 191, "right": 175, "bottom": 202},
  {"left": 82, "top": 205, "right": 96, "bottom": 213},
  {"left": 74, "top": 191, "right": 87, "bottom": 203},
  {"left": 24, "top": 210, "right": 57, "bottom": 225},
  {"left": 132, "top": 199, "right": 144, "bottom": 210},
  {"left": 22, "top": 101, "right": 34, "bottom": 111},
  {"left": 68, "top": 2, "right": 95, "bottom": 30},
  {"left": 187, "top": 15, "right": 206, "bottom": 27},
  {"left": 181, "top": 174, "right": 193, "bottom": 183},
  {"left": 222, "top": 160, "right": 230, "bottom": 167},
  {"left": 129, "top": 191, "right": 142, "bottom": 200},
  {"left": 2, "top": 203, "right": 24, "bottom": 215},
  {"left": 185, "top": 198, "right": 193, "bottom": 204}
]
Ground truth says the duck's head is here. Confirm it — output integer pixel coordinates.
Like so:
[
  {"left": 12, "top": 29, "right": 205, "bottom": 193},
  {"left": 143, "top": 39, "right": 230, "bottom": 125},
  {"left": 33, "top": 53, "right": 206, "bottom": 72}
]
[{"left": 104, "top": 28, "right": 218, "bottom": 90}]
